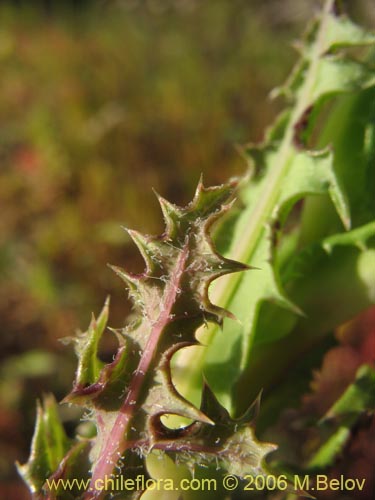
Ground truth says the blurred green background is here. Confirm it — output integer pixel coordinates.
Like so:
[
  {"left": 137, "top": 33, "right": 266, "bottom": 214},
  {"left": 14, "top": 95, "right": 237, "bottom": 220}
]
[{"left": 0, "top": 1, "right": 373, "bottom": 498}]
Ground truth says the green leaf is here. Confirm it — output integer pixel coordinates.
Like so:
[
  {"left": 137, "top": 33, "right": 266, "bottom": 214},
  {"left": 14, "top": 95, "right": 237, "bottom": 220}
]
[
  {"left": 19, "top": 3, "right": 375, "bottom": 499},
  {"left": 67, "top": 297, "right": 109, "bottom": 393},
  {"left": 233, "top": 223, "right": 375, "bottom": 407},
  {"left": 173, "top": 0, "right": 375, "bottom": 413},
  {"left": 72, "top": 179, "right": 265, "bottom": 497},
  {"left": 303, "top": 56, "right": 375, "bottom": 104},
  {"left": 324, "top": 12, "right": 375, "bottom": 50},
  {"left": 325, "top": 364, "right": 375, "bottom": 418},
  {"left": 149, "top": 385, "right": 275, "bottom": 481},
  {"left": 307, "top": 364, "right": 375, "bottom": 469},
  {"left": 17, "top": 395, "right": 71, "bottom": 496},
  {"left": 300, "top": 87, "right": 375, "bottom": 244}
]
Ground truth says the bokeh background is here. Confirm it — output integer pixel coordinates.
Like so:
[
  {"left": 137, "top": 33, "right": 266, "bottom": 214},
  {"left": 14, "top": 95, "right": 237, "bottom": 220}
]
[{"left": 1, "top": 1, "right": 374, "bottom": 498}]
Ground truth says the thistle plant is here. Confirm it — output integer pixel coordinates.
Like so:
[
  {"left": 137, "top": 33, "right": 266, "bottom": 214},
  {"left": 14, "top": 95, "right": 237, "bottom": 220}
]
[{"left": 18, "top": 1, "right": 375, "bottom": 499}]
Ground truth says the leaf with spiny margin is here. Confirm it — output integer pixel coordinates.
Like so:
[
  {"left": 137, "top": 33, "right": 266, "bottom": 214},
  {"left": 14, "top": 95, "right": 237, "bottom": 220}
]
[
  {"left": 17, "top": 395, "right": 72, "bottom": 496},
  {"left": 174, "top": 0, "right": 375, "bottom": 412},
  {"left": 279, "top": 5, "right": 375, "bottom": 102},
  {"left": 260, "top": 83, "right": 375, "bottom": 428},
  {"left": 19, "top": 3, "right": 375, "bottom": 499},
  {"left": 60, "top": 179, "right": 249, "bottom": 497},
  {"left": 197, "top": 384, "right": 276, "bottom": 478},
  {"left": 307, "top": 364, "right": 375, "bottom": 470},
  {"left": 202, "top": 145, "right": 350, "bottom": 408},
  {"left": 299, "top": 87, "right": 375, "bottom": 244},
  {"left": 149, "top": 384, "right": 276, "bottom": 482},
  {"left": 104, "top": 179, "right": 247, "bottom": 425}
]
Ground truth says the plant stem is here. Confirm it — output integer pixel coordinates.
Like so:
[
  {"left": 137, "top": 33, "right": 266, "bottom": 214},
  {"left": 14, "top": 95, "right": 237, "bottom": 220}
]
[{"left": 87, "top": 245, "right": 189, "bottom": 499}]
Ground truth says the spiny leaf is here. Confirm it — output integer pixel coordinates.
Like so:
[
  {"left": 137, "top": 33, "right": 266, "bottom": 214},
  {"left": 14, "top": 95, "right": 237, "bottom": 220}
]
[
  {"left": 300, "top": 87, "right": 375, "bottom": 241},
  {"left": 21, "top": 179, "right": 259, "bottom": 500},
  {"left": 174, "top": 0, "right": 375, "bottom": 412},
  {"left": 20, "top": 3, "right": 375, "bottom": 499},
  {"left": 71, "top": 179, "right": 256, "bottom": 498},
  {"left": 149, "top": 384, "right": 275, "bottom": 480}
]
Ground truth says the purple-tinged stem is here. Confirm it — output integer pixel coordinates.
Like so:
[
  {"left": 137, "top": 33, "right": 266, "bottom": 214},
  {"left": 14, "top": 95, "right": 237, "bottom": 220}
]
[{"left": 86, "top": 244, "right": 189, "bottom": 499}]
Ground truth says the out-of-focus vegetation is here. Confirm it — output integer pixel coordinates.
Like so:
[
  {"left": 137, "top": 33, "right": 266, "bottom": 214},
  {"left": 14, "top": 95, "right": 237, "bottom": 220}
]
[
  {"left": 0, "top": 0, "right": 295, "bottom": 353},
  {"left": 0, "top": 0, "right": 373, "bottom": 498}
]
